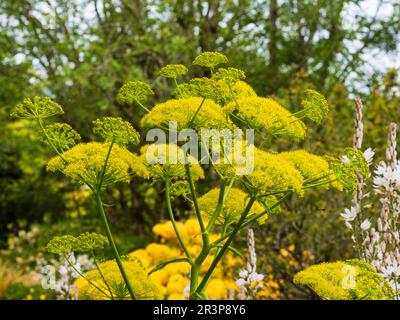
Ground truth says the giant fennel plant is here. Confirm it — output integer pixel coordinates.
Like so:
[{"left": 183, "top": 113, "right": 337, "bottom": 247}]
[{"left": 12, "top": 52, "right": 366, "bottom": 300}]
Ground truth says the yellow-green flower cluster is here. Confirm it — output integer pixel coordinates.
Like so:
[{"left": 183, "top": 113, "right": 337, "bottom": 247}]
[
  {"left": 174, "top": 79, "right": 256, "bottom": 106},
  {"left": 279, "top": 150, "right": 342, "bottom": 190},
  {"left": 301, "top": 89, "right": 329, "bottom": 124},
  {"left": 248, "top": 147, "right": 305, "bottom": 196},
  {"left": 40, "top": 122, "right": 81, "bottom": 152},
  {"left": 212, "top": 67, "right": 246, "bottom": 86},
  {"left": 225, "top": 97, "right": 307, "bottom": 140},
  {"left": 158, "top": 64, "right": 188, "bottom": 78},
  {"left": 46, "top": 232, "right": 107, "bottom": 254},
  {"left": 192, "top": 52, "right": 228, "bottom": 69},
  {"left": 293, "top": 259, "right": 393, "bottom": 300},
  {"left": 140, "top": 97, "right": 234, "bottom": 130},
  {"left": 197, "top": 188, "right": 265, "bottom": 225},
  {"left": 117, "top": 80, "right": 154, "bottom": 104},
  {"left": 138, "top": 143, "right": 204, "bottom": 181},
  {"left": 47, "top": 142, "right": 148, "bottom": 187},
  {"left": 11, "top": 96, "right": 64, "bottom": 119},
  {"left": 324, "top": 155, "right": 358, "bottom": 192},
  {"left": 92, "top": 117, "right": 140, "bottom": 146},
  {"left": 74, "top": 257, "right": 161, "bottom": 300},
  {"left": 130, "top": 218, "right": 241, "bottom": 300}
]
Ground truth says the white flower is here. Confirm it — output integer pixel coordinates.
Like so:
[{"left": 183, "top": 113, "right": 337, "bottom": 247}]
[
  {"left": 235, "top": 279, "right": 246, "bottom": 287},
  {"left": 341, "top": 206, "right": 358, "bottom": 222},
  {"left": 363, "top": 148, "right": 375, "bottom": 166},
  {"left": 360, "top": 219, "right": 371, "bottom": 231}
]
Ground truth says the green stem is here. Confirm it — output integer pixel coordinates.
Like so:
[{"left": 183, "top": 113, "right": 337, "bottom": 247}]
[
  {"left": 37, "top": 119, "right": 67, "bottom": 163},
  {"left": 194, "top": 197, "right": 256, "bottom": 296},
  {"left": 91, "top": 251, "right": 114, "bottom": 300},
  {"left": 97, "top": 141, "right": 114, "bottom": 192},
  {"left": 134, "top": 99, "right": 151, "bottom": 113},
  {"left": 94, "top": 192, "right": 135, "bottom": 300},
  {"left": 184, "top": 162, "right": 208, "bottom": 246},
  {"left": 165, "top": 178, "right": 192, "bottom": 261},
  {"left": 206, "top": 182, "right": 226, "bottom": 232},
  {"left": 187, "top": 97, "right": 206, "bottom": 128}
]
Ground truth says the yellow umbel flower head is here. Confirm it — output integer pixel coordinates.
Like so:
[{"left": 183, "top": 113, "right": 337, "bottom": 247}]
[
  {"left": 158, "top": 64, "right": 188, "bottom": 78},
  {"left": 117, "top": 80, "right": 154, "bottom": 104},
  {"left": 74, "top": 257, "right": 161, "bottom": 300},
  {"left": 197, "top": 187, "right": 265, "bottom": 225},
  {"left": 47, "top": 142, "right": 148, "bottom": 187},
  {"left": 247, "top": 147, "right": 304, "bottom": 196},
  {"left": 139, "top": 143, "right": 204, "bottom": 181},
  {"left": 301, "top": 89, "right": 329, "bottom": 124},
  {"left": 11, "top": 96, "right": 64, "bottom": 119},
  {"left": 293, "top": 259, "right": 393, "bottom": 300},
  {"left": 174, "top": 79, "right": 256, "bottom": 106},
  {"left": 141, "top": 97, "right": 234, "bottom": 131},
  {"left": 225, "top": 96, "right": 307, "bottom": 140},
  {"left": 279, "top": 150, "right": 342, "bottom": 190},
  {"left": 192, "top": 52, "right": 228, "bottom": 69},
  {"left": 40, "top": 122, "right": 81, "bottom": 152},
  {"left": 92, "top": 117, "right": 140, "bottom": 146}
]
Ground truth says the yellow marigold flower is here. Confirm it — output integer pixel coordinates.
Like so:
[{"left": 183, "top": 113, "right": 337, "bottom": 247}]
[
  {"left": 206, "top": 279, "right": 228, "bottom": 300},
  {"left": 163, "top": 261, "right": 191, "bottom": 276},
  {"left": 301, "top": 89, "right": 329, "bottom": 124},
  {"left": 280, "top": 248, "right": 289, "bottom": 257},
  {"left": 183, "top": 218, "right": 201, "bottom": 239},
  {"left": 152, "top": 220, "right": 184, "bottom": 242},
  {"left": 168, "top": 293, "right": 185, "bottom": 300},
  {"left": 11, "top": 96, "right": 64, "bottom": 119},
  {"left": 192, "top": 52, "right": 228, "bottom": 69},
  {"left": 197, "top": 187, "right": 265, "bottom": 225},
  {"left": 47, "top": 142, "right": 148, "bottom": 187},
  {"left": 74, "top": 257, "right": 161, "bottom": 300},
  {"left": 225, "top": 96, "right": 307, "bottom": 140},
  {"left": 248, "top": 147, "right": 304, "bottom": 196},
  {"left": 166, "top": 274, "right": 188, "bottom": 294},
  {"left": 158, "top": 64, "right": 188, "bottom": 78},
  {"left": 145, "top": 243, "right": 178, "bottom": 263},
  {"left": 139, "top": 143, "right": 204, "bottom": 181},
  {"left": 293, "top": 259, "right": 394, "bottom": 300},
  {"left": 149, "top": 269, "right": 170, "bottom": 287},
  {"left": 279, "top": 150, "right": 341, "bottom": 189},
  {"left": 141, "top": 97, "right": 234, "bottom": 130},
  {"left": 117, "top": 80, "right": 154, "bottom": 104},
  {"left": 92, "top": 117, "right": 140, "bottom": 146},
  {"left": 288, "top": 244, "right": 296, "bottom": 252}
]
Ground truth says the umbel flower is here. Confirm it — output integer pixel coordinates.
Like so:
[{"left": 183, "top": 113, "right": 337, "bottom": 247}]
[
  {"left": 293, "top": 259, "right": 393, "bottom": 300},
  {"left": 92, "top": 117, "right": 140, "bottom": 146},
  {"left": 140, "top": 97, "right": 235, "bottom": 130},
  {"left": 11, "top": 96, "right": 64, "bottom": 119},
  {"left": 117, "top": 80, "right": 154, "bottom": 104},
  {"left": 279, "top": 150, "right": 342, "bottom": 190},
  {"left": 192, "top": 51, "right": 228, "bottom": 69},
  {"left": 138, "top": 143, "right": 204, "bottom": 181},
  {"left": 197, "top": 188, "right": 265, "bottom": 226},
  {"left": 212, "top": 67, "right": 246, "bottom": 86},
  {"left": 46, "top": 233, "right": 108, "bottom": 254},
  {"left": 224, "top": 96, "right": 307, "bottom": 140},
  {"left": 46, "top": 142, "right": 148, "bottom": 187},
  {"left": 74, "top": 256, "right": 162, "bottom": 300},
  {"left": 301, "top": 89, "right": 329, "bottom": 124},
  {"left": 40, "top": 122, "right": 81, "bottom": 152},
  {"left": 247, "top": 147, "right": 305, "bottom": 196},
  {"left": 158, "top": 64, "right": 188, "bottom": 78}
]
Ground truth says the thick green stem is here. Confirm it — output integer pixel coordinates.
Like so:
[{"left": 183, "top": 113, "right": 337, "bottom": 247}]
[
  {"left": 194, "top": 197, "right": 256, "bottom": 296},
  {"left": 94, "top": 192, "right": 135, "bottom": 300},
  {"left": 165, "top": 178, "right": 192, "bottom": 260},
  {"left": 206, "top": 182, "right": 226, "bottom": 232},
  {"left": 184, "top": 161, "right": 208, "bottom": 245}
]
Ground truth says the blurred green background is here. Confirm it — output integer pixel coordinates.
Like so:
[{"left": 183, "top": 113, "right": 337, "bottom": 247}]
[{"left": 0, "top": 0, "right": 399, "bottom": 299}]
